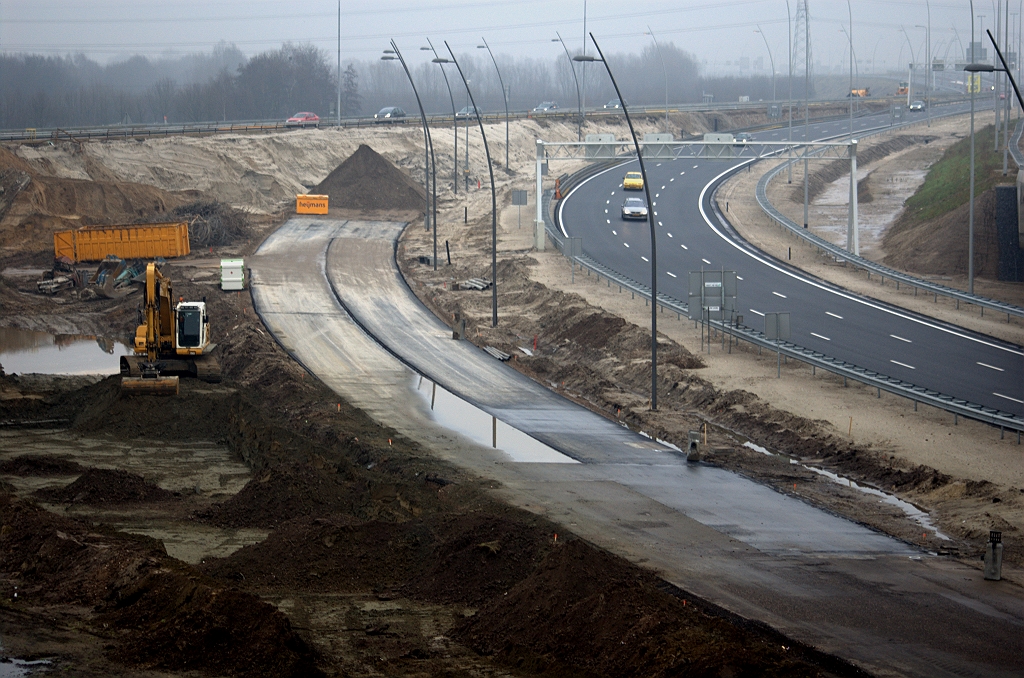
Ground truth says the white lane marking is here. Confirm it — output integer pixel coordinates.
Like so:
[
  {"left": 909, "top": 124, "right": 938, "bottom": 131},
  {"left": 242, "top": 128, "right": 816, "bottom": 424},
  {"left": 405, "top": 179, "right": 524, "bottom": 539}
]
[
  {"left": 670, "top": 177, "right": 675, "bottom": 182},
  {"left": 994, "top": 392, "right": 1024, "bottom": 404},
  {"left": 641, "top": 256, "right": 649, "bottom": 262},
  {"left": 691, "top": 166, "right": 1024, "bottom": 358},
  {"left": 826, "top": 311, "right": 843, "bottom": 319},
  {"left": 604, "top": 209, "right": 608, "bottom": 213},
  {"left": 750, "top": 309, "right": 765, "bottom": 316},
  {"left": 666, "top": 232, "right": 672, "bottom": 237},
  {"left": 680, "top": 171, "right": 685, "bottom": 175},
  {"left": 692, "top": 164, "right": 699, "bottom": 168},
  {"left": 701, "top": 258, "right": 711, "bottom": 264},
  {"left": 667, "top": 271, "right": 677, "bottom": 278},
  {"left": 606, "top": 199, "right": 610, "bottom": 204},
  {"left": 890, "top": 334, "right": 912, "bottom": 343},
  {"left": 811, "top": 332, "right": 831, "bottom": 341},
  {"left": 610, "top": 190, "right": 615, "bottom": 195},
  {"left": 890, "top": 360, "right": 916, "bottom": 370},
  {"left": 655, "top": 193, "right": 660, "bottom": 198},
  {"left": 658, "top": 221, "right": 663, "bottom": 226},
  {"left": 661, "top": 185, "right": 666, "bottom": 190},
  {"left": 681, "top": 244, "right": 688, "bottom": 250},
  {"left": 606, "top": 219, "right": 611, "bottom": 224},
  {"left": 977, "top": 362, "right": 1004, "bottom": 372},
  {"left": 772, "top": 291, "right": 787, "bottom": 298},
  {"left": 653, "top": 211, "right": 658, "bottom": 216},
  {"left": 656, "top": 163, "right": 662, "bottom": 167},
  {"left": 612, "top": 230, "right": 618, "bottom": 235},
  {"left": 737, "top": 275, "right": 743, "bottom": 281},
  {"left": 623, "top": 242, "right": 630, "bottom": 248}
]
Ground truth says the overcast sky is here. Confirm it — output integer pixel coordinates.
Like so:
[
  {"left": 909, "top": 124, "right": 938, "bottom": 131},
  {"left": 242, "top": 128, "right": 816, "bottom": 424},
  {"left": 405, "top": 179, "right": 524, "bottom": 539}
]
[{"left": 0, "top": 1, "right": 1008, "bottom": 74}]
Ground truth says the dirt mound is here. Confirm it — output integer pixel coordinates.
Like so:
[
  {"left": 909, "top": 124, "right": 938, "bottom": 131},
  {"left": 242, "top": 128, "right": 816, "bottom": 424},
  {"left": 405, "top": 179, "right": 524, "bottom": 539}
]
[
  {"left": 0, "top": 454, "right": 84, "bottom": 476},
  {"left": 403, "top": 512, "right": 555, "bottom": 605},
  {"left": 313, "top": 144, "right": 425, "bottom": 212},
  {"left": 34, "top": 468, "right": 177, "bottom": 505},
  {"left": 202, "top": 514, "right": 429, "bottom": 592},
  {"left": 195, "top": 460, "right": 418, "bottom": 529},
  {"left": 456, "top": 539, "right": 840, "bottom": 678},
  {"left": 883, "top": 187, "right": 1001, "bottom": 277},
  {"left": 71, "top": 376, "right": 235, "bottom": 442},
  {"left": 203, "top": 510, "right": 554, "bottom": 606},
  {"left": 0, "top": 493, "right": 323, "bottom": 677}
]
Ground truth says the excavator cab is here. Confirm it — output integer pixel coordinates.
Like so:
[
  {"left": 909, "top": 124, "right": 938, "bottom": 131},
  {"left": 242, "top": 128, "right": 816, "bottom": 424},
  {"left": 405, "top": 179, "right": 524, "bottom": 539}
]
[{"left": 175, "top": 302, "right": 209, "bottom": 353}]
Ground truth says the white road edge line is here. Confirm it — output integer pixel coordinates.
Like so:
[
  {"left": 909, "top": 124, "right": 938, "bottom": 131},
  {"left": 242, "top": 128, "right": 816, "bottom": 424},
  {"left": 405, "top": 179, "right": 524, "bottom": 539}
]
[
  {"left": 811, "top": 333, "right": 830, "bottom": 341},
  {"left": 977, "top": 362, "right": 1004, "bottom": 372},
  {"left": 890, "top": 334, "right": 912, "bottom": 343},
  {"left": 690, "top": 164, "right": 1024, "bottom": 358},
  {"left": 890, "top": 360, "right": 915, "bottom": 370}
]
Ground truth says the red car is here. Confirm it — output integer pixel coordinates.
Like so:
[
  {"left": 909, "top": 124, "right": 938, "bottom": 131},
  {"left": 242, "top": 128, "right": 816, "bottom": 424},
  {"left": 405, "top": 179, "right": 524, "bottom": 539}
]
[{"left": 286, "top": 112, "right": 319, "bottom": 128}]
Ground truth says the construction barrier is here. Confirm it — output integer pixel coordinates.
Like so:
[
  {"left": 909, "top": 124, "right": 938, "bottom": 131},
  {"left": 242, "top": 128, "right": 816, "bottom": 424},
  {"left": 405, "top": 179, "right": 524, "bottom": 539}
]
[
  {"left": 53, "top": 222, "right": 190, "bottom": 262},
  {"left": 296, "top": 194, "right": 329, "bottom": 215}
]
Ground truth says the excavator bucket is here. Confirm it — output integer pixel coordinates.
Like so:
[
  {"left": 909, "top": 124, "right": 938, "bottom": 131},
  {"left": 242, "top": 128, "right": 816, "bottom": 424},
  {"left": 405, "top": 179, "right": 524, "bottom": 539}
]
[{"left": 121, "top": 374, "right": 179, "bottom": 396}]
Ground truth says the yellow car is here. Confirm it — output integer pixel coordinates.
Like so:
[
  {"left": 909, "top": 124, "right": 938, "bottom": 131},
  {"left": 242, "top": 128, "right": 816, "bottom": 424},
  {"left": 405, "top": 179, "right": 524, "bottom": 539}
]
[{"left": 623, "top": 171, "right": 644, "bottom": 190}]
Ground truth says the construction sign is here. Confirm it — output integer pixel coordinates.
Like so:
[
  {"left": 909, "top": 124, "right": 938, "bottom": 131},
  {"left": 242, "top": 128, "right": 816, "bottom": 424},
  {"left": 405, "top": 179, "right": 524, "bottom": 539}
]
[
  {"left": 296, "top": 194, "right": 329, "bottom": 215},
  {"left": 969, "top": 73, "right": 982, "bottom": 94}
]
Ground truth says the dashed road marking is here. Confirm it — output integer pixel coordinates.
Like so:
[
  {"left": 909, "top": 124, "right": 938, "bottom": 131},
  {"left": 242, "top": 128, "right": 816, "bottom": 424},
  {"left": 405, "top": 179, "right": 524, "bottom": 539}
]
[
  {"left": 826, "top": 311, "right": 843, "bottom": 319},
  {"left": 772, "top": 291, "right": 787, "bottom": 298},
  {"left": 811, "top": 332, "right": 831, "bottom": 341},
  {"left": 890, "top": 360, "right": 915, "bottom": 370},
  {"left": 977, "top": 362, "right": 1004, "bottom": 372},
  {"left": 994, "top": 392, "right": 1024, "bottom": 404}
]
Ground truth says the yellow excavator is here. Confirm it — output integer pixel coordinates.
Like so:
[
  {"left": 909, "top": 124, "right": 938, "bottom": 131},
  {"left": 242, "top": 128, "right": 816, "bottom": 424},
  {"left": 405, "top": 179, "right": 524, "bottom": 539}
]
[{"left": 120, "top": 262, "right": 221, "bottom": 395}]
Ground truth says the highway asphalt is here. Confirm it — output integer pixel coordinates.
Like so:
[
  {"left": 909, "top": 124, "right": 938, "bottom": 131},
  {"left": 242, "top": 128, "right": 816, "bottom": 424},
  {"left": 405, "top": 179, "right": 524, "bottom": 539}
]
[
  {"left": 558, "top": 105, "right": 1024, "bottom": 419},
  {"left": 251, "top": 216, "right": 1024, "bottom": 677}
]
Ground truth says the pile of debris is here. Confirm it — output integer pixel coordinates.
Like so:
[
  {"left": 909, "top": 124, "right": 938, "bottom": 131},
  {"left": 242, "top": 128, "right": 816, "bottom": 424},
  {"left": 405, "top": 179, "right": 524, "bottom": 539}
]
[{"left": 36, "top": 255, "right": 145, "bottom": 299}]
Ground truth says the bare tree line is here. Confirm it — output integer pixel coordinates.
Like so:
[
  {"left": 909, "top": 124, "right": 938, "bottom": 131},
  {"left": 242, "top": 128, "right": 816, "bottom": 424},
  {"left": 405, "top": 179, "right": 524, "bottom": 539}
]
[{"left": 0, "top": 40, "right": 794, "bottom": 130}]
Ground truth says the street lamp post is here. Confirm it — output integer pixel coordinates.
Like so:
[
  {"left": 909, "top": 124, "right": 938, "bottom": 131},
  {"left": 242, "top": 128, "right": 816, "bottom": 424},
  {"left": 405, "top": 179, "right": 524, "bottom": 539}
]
[
  {"left": 966, "top": 27, "right": 1024, "bottom": 294},
  {"left": 576, "top": 34, "right": 659, "bottom": 410},
  {"left": 434, "top": 45, "right": 499, "bottom": 327},
  {"left": 900, "top": 25, "right": 916, "bottom": 107},
  {"left": 754, "top": 25, "right": 776, "bottom": 102},
  {"left": 382, "top": 42, "right": 434, "bottom": 258},
  {"left": 645, "top": 25, "right": 670, "bottom": 132},
  {"left": 478, "top": 38, "right": 510, "bottom": 170},
  {"left": 553, "top": 33, "right": 583, "bottom": 141},
  {"left": 787, "top": 0, "right": 793, "bottom": 184},
  {"left": 423, "top": 39, "right": 458, "bottom": 196}
]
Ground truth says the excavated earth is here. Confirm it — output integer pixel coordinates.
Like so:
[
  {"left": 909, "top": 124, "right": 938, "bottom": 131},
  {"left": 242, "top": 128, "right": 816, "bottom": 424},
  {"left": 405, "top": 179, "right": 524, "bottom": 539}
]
[{"left": 0, "top": 107, "right": 1018, "bottom": 675}]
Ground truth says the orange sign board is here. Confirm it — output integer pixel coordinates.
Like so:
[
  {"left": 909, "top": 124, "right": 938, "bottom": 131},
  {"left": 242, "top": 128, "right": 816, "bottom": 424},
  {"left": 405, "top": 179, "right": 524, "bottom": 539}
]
[{"left": 296, "top": 194, "right": 329, "bottom": 215}]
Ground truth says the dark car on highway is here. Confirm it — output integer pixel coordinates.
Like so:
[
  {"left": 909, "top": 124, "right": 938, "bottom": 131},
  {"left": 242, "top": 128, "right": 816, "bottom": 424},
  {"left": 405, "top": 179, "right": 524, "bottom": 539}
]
[{"left": 374, "top": 106, "right": 407, "bottom": 122}]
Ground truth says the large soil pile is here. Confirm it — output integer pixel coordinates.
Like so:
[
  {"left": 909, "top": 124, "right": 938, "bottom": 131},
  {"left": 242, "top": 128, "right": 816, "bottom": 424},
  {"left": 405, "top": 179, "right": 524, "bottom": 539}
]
[
  {"left": 883, "top": 187, "right": 1001, "bottom": 277},
  {"left": 457, "top": 539, "right": 843, "bottom": 677},
  {"left": 34, "top": 468, "right": 177, "bottom": 505},
  {"left": 313, "top": 143, "right": 425, "bottom": 212},
  {"left": 0, "top": 145, "right": 198, "bottom": 253}
]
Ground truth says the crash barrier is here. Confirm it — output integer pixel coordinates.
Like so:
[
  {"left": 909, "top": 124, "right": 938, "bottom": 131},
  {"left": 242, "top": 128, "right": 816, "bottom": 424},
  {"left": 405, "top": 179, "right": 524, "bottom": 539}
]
[
  {"left": 0, "top": 96, "right": 973, "bottom": 144},
  {"left": 544, "top": 186, "right": 1024, "bottom": 438},
  {"left": 296, "top": 194, "right": 329, "bottom": 215},
  {"left": 754, "top": 111, "right": 1024, "bottom": 321},
  {"left": 53, "top": 221, "right": 190, "bottom": 262}
]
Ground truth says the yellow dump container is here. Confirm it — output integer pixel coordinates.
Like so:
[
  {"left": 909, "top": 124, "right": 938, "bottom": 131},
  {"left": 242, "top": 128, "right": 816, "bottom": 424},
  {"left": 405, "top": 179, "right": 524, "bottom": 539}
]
[
  {"left": 296, "top": 194, "right": 329, "bottom": 215},
  {"left": 53, "top": 222, "right": 190, "bottom": 262}
]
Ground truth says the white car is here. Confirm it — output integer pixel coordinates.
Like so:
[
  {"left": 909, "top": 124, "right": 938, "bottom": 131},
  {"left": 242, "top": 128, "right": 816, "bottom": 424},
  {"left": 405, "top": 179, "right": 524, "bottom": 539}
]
[
  {"left": 621, "top": 197, "right": 648, "bottom": 220},
  {"left": 909, "top": 100, "right": 925, "bottom": 111}
]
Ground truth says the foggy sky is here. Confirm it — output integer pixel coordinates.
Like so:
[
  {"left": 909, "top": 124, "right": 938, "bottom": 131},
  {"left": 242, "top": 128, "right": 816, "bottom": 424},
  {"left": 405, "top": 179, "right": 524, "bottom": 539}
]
[{"left": 0, "top": 1, "right": 1009, "bottom": 75}]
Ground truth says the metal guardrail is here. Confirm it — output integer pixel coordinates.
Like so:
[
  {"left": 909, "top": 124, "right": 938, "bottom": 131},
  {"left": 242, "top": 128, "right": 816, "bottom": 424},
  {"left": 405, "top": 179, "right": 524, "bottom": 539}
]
[
  {"left": 546, "top": 177, "right": 1024, "bottom": 436},
  {"left": 753, "top": 113, "right": 1024, "bottom": 322},
  {"left": 1, "top": 96, "right": 969, "bottom": 144}
]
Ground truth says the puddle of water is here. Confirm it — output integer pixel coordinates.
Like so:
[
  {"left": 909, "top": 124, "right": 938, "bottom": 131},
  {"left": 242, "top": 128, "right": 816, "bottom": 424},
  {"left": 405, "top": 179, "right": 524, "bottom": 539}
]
[
  {"left": 742, "top": 441, "right": 951, "bottom": 540},
  {"left": 411, "top": 376, "right": 578, "bottom": 464},
  {"left": 0, "top": 326, "right": 130, "bottom": 376},
  {"left": 0, "top": 640, "right": 51, "bottom": 678}
]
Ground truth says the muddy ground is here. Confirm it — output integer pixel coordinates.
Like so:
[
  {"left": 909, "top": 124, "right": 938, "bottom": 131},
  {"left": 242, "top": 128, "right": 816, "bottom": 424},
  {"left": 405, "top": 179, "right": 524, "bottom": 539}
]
[{"left": 0, "top": 105, "right": 1019, "bottom": 675}]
